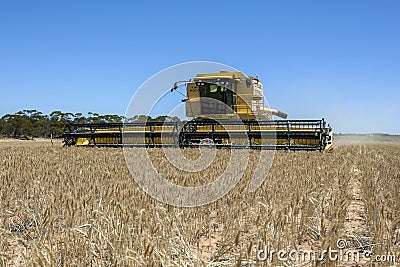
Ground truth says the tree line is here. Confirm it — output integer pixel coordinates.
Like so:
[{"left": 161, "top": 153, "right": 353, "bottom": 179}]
[{"left": 0, "top": 110, "right": 180, "bottom": 139}]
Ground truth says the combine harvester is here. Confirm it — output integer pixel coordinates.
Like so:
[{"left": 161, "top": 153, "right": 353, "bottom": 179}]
[{"left": 63, "top": 71, "right": 333, "bottom": 151}]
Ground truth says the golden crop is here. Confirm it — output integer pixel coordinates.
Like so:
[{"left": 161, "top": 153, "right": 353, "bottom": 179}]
[{"left": 0, "top": 144, "right": 399, "bottom": 266}]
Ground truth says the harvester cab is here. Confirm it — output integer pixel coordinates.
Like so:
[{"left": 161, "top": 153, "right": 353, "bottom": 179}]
[{"left": 184, "top": 71, "right": 288, "bottom": 121}]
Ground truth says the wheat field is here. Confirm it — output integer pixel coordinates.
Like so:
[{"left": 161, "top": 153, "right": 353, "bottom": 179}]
[{"left": 0, "top": 143, "right": 399, "bottom": 266}]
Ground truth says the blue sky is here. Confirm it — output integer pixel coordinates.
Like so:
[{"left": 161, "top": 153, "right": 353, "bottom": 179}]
[{"left": 0, "top": 0, "right": 399, "bottom": 134}]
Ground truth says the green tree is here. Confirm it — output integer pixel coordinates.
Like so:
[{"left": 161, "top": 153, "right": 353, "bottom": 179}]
[{"left": 0, "top": 110, "right": 153, "bottom": 139}]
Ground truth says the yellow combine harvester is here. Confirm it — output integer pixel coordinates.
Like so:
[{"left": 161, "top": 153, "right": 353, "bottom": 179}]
[{"left": 63, "top": 71, "right": 333, "bottom": 151}]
